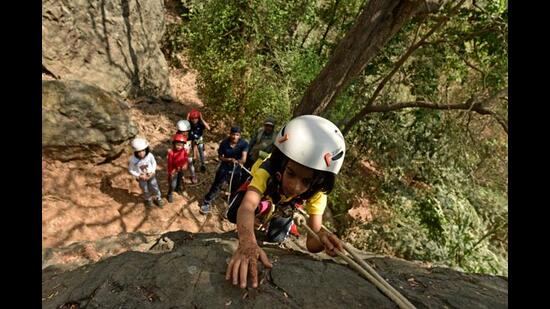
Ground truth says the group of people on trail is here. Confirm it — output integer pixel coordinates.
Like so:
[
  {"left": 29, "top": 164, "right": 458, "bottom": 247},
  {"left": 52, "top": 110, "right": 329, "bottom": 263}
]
[
  {"left": 128, "top": 108, "right": 210, "bottom": 208},
  {"left": 128, "top": 112, "right": 346, "bottom": 289}
]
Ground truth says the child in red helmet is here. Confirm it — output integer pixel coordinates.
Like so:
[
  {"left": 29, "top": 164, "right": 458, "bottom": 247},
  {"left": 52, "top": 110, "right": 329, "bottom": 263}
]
[
  {"left": 187, "top": 109, "right": 210, "bottom": 173},
  {"left": 166, "top": 133, "right": 189, "bottom": 203}
]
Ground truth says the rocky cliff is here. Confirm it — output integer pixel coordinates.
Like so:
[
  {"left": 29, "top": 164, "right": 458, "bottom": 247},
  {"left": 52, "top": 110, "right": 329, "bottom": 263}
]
[
  {"left": 42, "top": 231, "right": 508, "bottom": 309},
  {"left": 42, "top": 80, "right": 138, "bottom": 163},
  {"left": 42, "top": 0, "right": 171, "bottom": 98}
]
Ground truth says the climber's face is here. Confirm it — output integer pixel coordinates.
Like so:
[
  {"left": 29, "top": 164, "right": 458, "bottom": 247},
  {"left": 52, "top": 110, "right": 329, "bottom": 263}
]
[
  {"left": 177, "top": 130, "right": 189, "bottom": 138},
  {"left": 174, "top": 142, "right": 184, "bottom": 151},
  {"left": 230, "top": 132, "right": 241, "bottom": 143},
  {"left": 264, "top": 124, "right": 274, "bottom": 134},
  {"left": 280, "top": 160, "right": 313, "bottom": 197},
  {"left": 136, "top": 150, "right": 146, "bottom": 159}
]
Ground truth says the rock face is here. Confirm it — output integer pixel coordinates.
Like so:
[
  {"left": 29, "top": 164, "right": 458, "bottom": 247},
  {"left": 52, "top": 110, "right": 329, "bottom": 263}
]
[
  {"left": 42, "top": 80, "right": 138, "bottom": 163},
  {"left": 42, "top": 0, "right": 171, "bottom": 98},
  {"left": 42, "top": 231, "right": 508, "bottom": 309}
]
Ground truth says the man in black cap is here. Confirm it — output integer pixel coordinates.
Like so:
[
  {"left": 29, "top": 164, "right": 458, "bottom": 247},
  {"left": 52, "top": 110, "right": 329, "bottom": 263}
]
[
  {"left": 244, "top": 116, "right": 276, "bottom": 169},
  {"left": 200, "top": 125, "right": 249, "bottom": 214}
]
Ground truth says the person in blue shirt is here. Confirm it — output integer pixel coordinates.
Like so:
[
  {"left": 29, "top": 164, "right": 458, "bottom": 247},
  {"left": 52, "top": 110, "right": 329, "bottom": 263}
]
[{"left": 200, "top": 125, "right": 249, "bottom": 214}]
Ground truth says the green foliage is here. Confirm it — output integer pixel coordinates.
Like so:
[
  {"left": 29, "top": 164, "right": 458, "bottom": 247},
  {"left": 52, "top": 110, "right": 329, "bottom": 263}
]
[
  {"left": 330, "top": 3, "right": 507, "bottom": 277},
  {"left": 180, "top": 0, "right": 326, "bottom": 134},
  {"left": 161, "top": 23, "right": 187, "bottom": 68},
  {"left": 170, "top": 0, "right": 507, "bottom": 276},
  {"left": 341, "top": 108, "right": 508, "bottom": 276}
]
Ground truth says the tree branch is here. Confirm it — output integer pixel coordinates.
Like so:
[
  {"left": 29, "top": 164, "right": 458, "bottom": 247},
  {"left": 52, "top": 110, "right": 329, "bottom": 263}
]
[
  {"left": 480, "top": 87, "right": 508, "bottom": 108},
  {"left": 317, "top": 0, "right": 341, "bottom": 56},
  {"left": 342, "top": 0, "right": 466, "bottom": 132},
  {"left": 343, "top": 97, "right": 508, "bottom": 134},
  {"left": 364, "top": 3, "right": 462, "bottom": 109},
  {"left": 450, "top": 47, "right": 486, "bottom": 76},
  {"left": 461, "top": 221, "right": 508, "bottom": 262},
  {"left": 424, "top": 24, "right": 501, "bottom": 46}
]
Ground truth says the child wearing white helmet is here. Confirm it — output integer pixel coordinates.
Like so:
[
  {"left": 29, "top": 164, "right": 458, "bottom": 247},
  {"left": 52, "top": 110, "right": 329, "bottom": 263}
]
[
  {"left": 176, "top": 119, "right": 198, "bottom": 184},
  {"left": 225, "top": 115, "right": 345, "bottom": 289},
  {"left": 128, "top": 137, "right": 164, "bottom": 208}
]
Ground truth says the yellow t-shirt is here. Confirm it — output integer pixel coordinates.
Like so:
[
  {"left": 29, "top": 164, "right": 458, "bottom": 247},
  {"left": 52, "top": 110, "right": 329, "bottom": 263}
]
[{"left": 248, "top": 157, "right": 327, "bottom": 215}]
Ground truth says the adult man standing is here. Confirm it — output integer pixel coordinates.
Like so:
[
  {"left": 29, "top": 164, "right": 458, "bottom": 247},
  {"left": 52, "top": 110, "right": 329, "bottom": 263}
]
[
  {"left": 245, "top": 116, "right": 276, "bottom": 169},
  {"left": 200, "top": 125, "right": 249, "bottom": 214}
]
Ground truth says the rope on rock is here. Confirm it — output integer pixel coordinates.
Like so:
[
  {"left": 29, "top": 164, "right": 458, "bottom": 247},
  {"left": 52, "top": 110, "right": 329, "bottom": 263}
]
[
  {"left": 293, "top": 210, "right": 416, "bottom": 309},
  {"left": 235, "top": 158, "right": 414, "bottom": 308}
]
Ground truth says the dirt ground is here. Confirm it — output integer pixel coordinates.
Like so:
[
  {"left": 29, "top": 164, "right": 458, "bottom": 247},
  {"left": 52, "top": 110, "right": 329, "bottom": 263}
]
[
  {"left": 42, "top": 65, "right": 236, "bottom": 249},
  {"left": 41, "top": 57, "right": 376, "bottom": 253}
]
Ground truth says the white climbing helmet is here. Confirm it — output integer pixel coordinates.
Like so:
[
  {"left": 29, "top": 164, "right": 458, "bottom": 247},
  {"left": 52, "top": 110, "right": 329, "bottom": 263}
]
[
  {"left": 274, "top": 115, "right": 346, "bottom": 175},
  {"left": 131, "top": 137, "right": 149, "bottom": 152},
  {"left": 177, "top": 119, "right": 191, "bottom": 131}
]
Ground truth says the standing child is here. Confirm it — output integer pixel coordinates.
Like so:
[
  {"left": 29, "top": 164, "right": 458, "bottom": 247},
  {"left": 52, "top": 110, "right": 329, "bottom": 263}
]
[
  {"left": 225, "top": 115, "right": 345, "bottom": 289},
  {"left": 128, "top": 137, "right": 164, "bottom": 208},
  {"left": 187, "top": 109, "right": 211, "bottom": 173},
  {"left": 166, "top": 133, "right": 189, "bottom": 203},
  {"left": 176, "top": 120, "right": 197, "bottom": 184}
]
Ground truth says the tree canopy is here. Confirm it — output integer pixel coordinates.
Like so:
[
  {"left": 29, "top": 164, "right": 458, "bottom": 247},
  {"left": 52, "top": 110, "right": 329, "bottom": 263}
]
[{"left": 164, "top": 0, "right": 508, "bottom": 276}]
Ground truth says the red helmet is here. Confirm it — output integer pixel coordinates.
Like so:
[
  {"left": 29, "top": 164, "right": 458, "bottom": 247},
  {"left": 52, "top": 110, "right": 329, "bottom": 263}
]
[
  {"left": 188, "top": 109, "right": 201, "bottom": 120},
  {"left": 172, "top": 133, "right": 186, "bottom": 143}
]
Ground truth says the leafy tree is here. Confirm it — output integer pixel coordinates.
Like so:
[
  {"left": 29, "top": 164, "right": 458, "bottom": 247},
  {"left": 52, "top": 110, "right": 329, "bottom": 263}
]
[{"left": 175, "top": 0, "right": 508, "bottom": 275}]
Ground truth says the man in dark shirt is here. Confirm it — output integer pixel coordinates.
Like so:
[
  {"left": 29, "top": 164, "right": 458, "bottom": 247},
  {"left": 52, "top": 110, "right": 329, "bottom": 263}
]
[{"left": 200, "top": 125, "right": 249, "bottom": 214}]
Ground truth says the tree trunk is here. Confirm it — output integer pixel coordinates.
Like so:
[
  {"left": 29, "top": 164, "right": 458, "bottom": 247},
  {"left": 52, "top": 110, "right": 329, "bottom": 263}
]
[{"left": 293, "top": 0, "right": 444, "bottom": 117}]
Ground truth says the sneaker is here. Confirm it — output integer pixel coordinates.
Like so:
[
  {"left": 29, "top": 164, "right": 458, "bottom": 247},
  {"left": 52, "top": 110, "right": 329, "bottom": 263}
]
[
  {"left": 199, "top": 203, "right": 210, "bottom": 215},
  {"left": 191, "top": 175, "right": 198, "bottom": 184},
  {"left": 154, "top": 198, "right": 164, "bottom": 208},
  {"left": 145, "top": 200, "right": 153, "bottom": 208},
  {"left": 200, "top": 164, "right": 206, "bottom": 172},
  {"left": 167, "top": 193, "right": 174, "bottom": 203}
]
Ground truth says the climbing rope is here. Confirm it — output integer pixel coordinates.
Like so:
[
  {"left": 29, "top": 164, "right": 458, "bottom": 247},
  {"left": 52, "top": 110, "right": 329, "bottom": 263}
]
[
  {"left": 239, "top": 163, "right": 252, "bottom": 176},
  {"left": 293, "top": 210, "right": 416, "bottom": 309},
  {"left": 227, "top": 162, "right": 237, "bottom": 204},
  {"left": 236, "top": 160, "right": 414, "bottom": 307}
]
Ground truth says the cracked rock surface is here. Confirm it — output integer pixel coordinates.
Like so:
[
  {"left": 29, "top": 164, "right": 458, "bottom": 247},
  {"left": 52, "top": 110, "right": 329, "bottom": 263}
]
[{"left": 42, "top": 231, "right": 508, "bottom": 308}]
